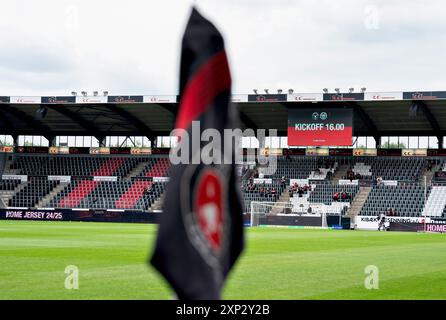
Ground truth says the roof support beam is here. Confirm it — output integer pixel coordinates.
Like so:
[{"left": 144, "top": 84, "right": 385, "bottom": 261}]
[
  {"left": 106, "top": 104, "right": 155, "bottom": 139},
  {"left": 348, "top": 102, "right": 378, "bottom": 135},
  {"left": 45, "top": 104, "right": 99, "bottom": 133},
  {"left": 239, "top": 111, "right": 258, "bottom": 131},
  {"left": 0, "top": 108, "right": 13, "bottom": 132},
  {"left": 413, "top": 100, "right": 441, "bottom": 134},
  {"left": 0, "top": 104, "right": 52, "bottom": 138}
]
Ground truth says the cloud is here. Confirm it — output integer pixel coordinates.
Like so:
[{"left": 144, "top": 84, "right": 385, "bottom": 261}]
[{"left": 0, "top": 0, "right": 445, "bottom": 95}]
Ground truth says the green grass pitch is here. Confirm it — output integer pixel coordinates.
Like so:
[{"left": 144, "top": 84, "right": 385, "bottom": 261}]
[{"left": 1, "top": 220, "right": 446, "bottom": 299}]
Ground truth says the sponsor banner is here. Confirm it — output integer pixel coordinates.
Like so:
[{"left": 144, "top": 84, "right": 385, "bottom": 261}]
[
  {"left": 329, "top": 149, "right": 353, "bottom": 156},
  {"left": 151, "top": 148, "right": 171, "bottom": 155},
  {"left": 402, "top": 149, "right": 427, "bottom": 157},
  {"left": 382, "top": 180, "right": 398, "bottom": 186},
  {"left": 403, "top": 91, "right": 446, "bottom": 100},
  {"left": 59, "top": 147, "right": 70, "bottom": 154},
  {"left": 355, "top": 215, "right": 430, "bottom": 230},
  {"left": 425, "top": 224, "right": 446, "bottom": 233},
  {"left": 253, "top": 178, "right": 272, "bottom": 184},
  {"left": 390, "top": 222, "right": 446, "bottom": 233},
  {"left": 93, "top": 176, "right": 118, "bottom": 182},
  {"left": 339, "top": 179, "right": 359, "bottom": 185},
  {"left": 283, "top": 149, "right": 306, "bottom": 156},
  {"left": 231, "top": 94, "right": 248, "bottom": 103},
  {"left": 0, "top": 96, "right": 10, "bottom": 103},
  {"left": 2, "top": 175, "right": 27, "bottom": 182},
  {"left": 287, "top": 93, "right": 323, "bottom": 102},
  {"left": 15, "top": 146, "right": 49, "bottom": 154},
  {"left": 48, "top": 175, "right": 71, "bottom": 183},
  {"left": 89, "top": 147, "right": 110, "bottom": 155},
  {"left": 377, "top": 149, "right": 401, "bottom": 157},
  {"left": 130, "top": 147, "right": 152, "bottom": 155},
  {"left": 76, "top": 96, "right": 107, "bottom": 104},
  {"left": 323, "top": 93, "right": 364, "bottom": 101},
  {"left": 0, "top": 146, "right": 14, "bottom": 153},
  {"left": 288, "top": 108, "right": 353, "bottom": 146},
  {"left": 306, "top": 148, "right": 329, "bottom": 156},
  {"left": 247, "top": 94, "right": 287, "bottom": 102},
  {"left": 143, "top": 95, "right": 177, "bottom": 103},
  {"left": 353, "top": 148, "right": 377, "bottom": 156},
  {"left": 153, "top": 177, "right": 170, "bottom": 182},
  {"left": 10, "top": 96, "right": 41, "bottom": 104},
  {"left": 290, "top": 179, "right": 309, "bottom": 186},
  {"left": 41, "top": 96, "right": 76, "bottom": 104},
  {"left": 0, "top": 208, "right": 160, "bottom": 223},
  {"left": 427, "top": 149, "right": 446, "bottom": 157},
  {"left": 107, "top": 95, "right": 143, "bottom": 103},
  {"left": 68, "top": 147, "right": 90, "bottom": 154},
  {"left": 110, "top": 147, "right": 131, "bottom": 155},
  {"left": 259, "top": 215, "right": 322, "bottom": 227},
  {"left": 364, "top": 92, "right": 403, "bottom": 101},
  {"left": 49, "top": 146, "right": 70, "bottom": 154},
  {"left": 259, "top": 148, "right": 282, "bottom": 156},
  {"left": 434, "top": 171, "right": 446, "bottom": 181}
]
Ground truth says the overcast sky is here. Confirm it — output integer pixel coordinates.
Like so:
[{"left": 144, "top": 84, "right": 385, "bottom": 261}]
[{"left": 1, "top": 0, "right": 445, "bottom": 96}]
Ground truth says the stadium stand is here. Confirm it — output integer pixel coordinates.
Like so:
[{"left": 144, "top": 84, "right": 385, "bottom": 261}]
[
  {"left": 360, "top": 183, "right": 426, "bottom": 217},
  {"left": 345, "top": 157, "right": 425, "bottom": 181},
  {"left": 2, "top": 155, "right": 170, "bottom": 210},
  {"left": 9, "top": 177, "right": 59, "bottom": 208},
  {"left": 2, "top": 151, "right": 446, "bottom": 218}
]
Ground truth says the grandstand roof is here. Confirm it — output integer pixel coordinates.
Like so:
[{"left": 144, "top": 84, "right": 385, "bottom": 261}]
[{"left": 1, "top": 91, "right": 446, "bottom": 137}]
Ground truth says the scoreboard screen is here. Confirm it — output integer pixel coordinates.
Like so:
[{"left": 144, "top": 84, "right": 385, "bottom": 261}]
[{"left": 287, "top": 108, "right": 353, "bottom": 146}]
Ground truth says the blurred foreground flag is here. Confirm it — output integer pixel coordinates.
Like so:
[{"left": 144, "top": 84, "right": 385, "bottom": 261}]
[{"left": 150, "top": 7, "right": 244, "bottom": 300}]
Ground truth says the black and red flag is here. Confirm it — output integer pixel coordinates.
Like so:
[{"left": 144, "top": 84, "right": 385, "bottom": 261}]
[{"left": 150, "top": 7, "right": 244, "bottom": 300}]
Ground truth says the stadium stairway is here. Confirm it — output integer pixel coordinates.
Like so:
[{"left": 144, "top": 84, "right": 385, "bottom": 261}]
[
  {"left": 270, "top": 189, "right": 291, "bottom": 214},
  {"left": 421, "top": 185, "right": 446, "bottom": 217},
  {"left": 36, "top": 182, "right": 69, "bottom": 208},
  {"left": 0, "top": 182, "right": 26, "bottom": 208},
  {"left": 3, "top": 157, "right": 20, "bottom": 175},
  {"left": 330, "top": 164, "right": 349, "bottom": 185},
  {"left": 0, "top": 153, "right": 6, "bottom": 176},
  {"left": 346, "top": 186, "right": 372, "bottom": 218},
  {"left": 125, "top": 161, "right": 150, "bottom": 180},
  {"left": 57, "top": 158, "right": 126, "bottom": 208},
  {"left": 419, "top": 163, "right": 439, "bottom": 186},
  {"left": 115, "top": 180, "right": 152, "bottom": 209},
  {"left": 150, "top": 192, "right": 165, "bottom": 211}
]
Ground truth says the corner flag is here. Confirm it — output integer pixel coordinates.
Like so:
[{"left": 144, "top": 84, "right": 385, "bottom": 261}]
[{"left": 150, "top": 7, "right": 244, "bottom": 300}]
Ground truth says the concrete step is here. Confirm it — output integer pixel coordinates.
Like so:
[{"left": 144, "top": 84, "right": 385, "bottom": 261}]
[
  {"left": 150, "top": 193, "right": 165, "bottom": 211},
  {"left": 346, "top": 186, "right": 372, "bottom": 218},
  {"left": 331, "top": 164, "right": 349, "bottom": 185},
  {"left": 36, "top": 182, "right": 68, "bottom": 208},
  {"left": 0, "top": 182, "right": 27, "bottom": 207},
  {"left": 125, "top": 162, "right": 150, "bottom": 180}
]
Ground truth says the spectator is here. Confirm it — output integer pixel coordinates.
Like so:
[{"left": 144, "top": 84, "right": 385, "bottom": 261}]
[
  {"left": 347, "top": 169, "right": 354, "bottom": 182},
  {"left": 333, "top": 192, "right": 340, "bottom": 202},
  {"left": 376, "top": 176, "right": 383, "bottom": 185},
  {"left": 280, "top": 176, "right": 286, "bottom": 185},
  {"left": 427, "top": 161, "right": 433, "bottom": 172}
]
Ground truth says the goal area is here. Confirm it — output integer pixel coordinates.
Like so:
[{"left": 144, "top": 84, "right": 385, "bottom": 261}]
[{"left": 249, "top": 201, "right": 328, "bottom": 228}]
